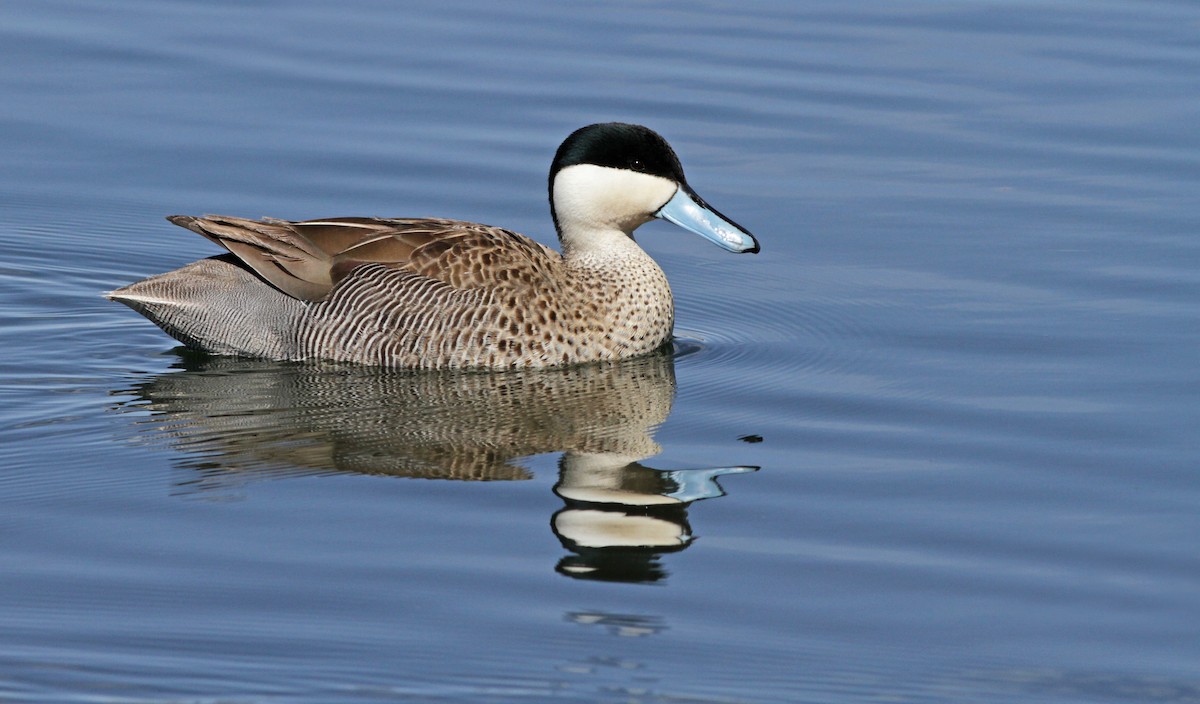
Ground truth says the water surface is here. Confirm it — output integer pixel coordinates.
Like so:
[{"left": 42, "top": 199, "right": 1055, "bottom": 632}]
[{"left": 2, "top": 1, "right": 1198, "bottom": 702}]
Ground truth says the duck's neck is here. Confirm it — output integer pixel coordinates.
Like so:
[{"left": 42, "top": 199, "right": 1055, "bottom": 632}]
[
  {"left": 557, "top": 223, "right": 675, "bottom": 354},
  {"left": 558, "top": 225, "right": 651, "bottom": 269}
]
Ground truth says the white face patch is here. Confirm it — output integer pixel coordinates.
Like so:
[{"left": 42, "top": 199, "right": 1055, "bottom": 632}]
[{"left": 552, "top": 164, "right": 678, "bottom": 244}]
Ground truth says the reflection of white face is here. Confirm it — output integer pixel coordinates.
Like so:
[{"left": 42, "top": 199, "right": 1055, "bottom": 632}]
[
  {"left": 554, "top": 509, "right": 691, "bottom": 549},
  {"left": 552, "top": 163, "right": 678, "bottom": 247}
]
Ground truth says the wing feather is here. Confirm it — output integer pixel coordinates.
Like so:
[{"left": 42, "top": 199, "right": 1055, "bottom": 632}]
[{"left": 166, "top": 215, "right": 564, "bottom": 303}]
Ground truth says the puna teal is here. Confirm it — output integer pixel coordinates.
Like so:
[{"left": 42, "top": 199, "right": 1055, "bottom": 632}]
[{"left": 107, "top": 123, "right": 759, "bottom": 369}]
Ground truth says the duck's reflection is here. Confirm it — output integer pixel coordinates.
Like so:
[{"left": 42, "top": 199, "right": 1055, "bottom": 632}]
[
  {"left": 116, "top": 347, "right": 755, "bottom": 582},
  {"left": 553, "top": 454, "right": 755, "bottom": 582}
]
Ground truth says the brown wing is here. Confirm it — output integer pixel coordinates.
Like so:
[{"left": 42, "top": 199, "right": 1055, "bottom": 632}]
[
  {"left": 402, "top": 223, "right": 564, "bottom": 293},
  {"left": 166, "top": 215, "right": 563, "bottom": 302}
]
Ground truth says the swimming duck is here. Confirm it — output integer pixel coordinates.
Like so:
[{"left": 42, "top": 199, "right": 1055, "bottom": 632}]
[{"left": 108, "top": 123, "right": 759, "bottom": 369}]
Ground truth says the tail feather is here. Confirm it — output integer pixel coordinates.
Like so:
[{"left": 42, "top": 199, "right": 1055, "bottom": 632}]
[{"left": 108, "top": 256, "right": 305, "bottom": 359}]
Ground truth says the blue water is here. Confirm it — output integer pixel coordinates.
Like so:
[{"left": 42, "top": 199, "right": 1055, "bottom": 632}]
[{"left": 2, "top": 1, "right": 1198, "bottom": 702}]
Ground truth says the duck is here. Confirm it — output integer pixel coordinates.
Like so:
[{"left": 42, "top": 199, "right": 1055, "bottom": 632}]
[{"left": 107, "top": 122, "right": 759, "bottom": 369}]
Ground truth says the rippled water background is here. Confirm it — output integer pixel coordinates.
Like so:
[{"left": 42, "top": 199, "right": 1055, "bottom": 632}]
[{"left": 2, "top": 1, "right": 1198, "bottom": 702}]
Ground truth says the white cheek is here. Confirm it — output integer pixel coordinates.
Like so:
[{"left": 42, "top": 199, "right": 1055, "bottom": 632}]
[{"left": 553, "top": 164, "right": 677, "bottom": 233}]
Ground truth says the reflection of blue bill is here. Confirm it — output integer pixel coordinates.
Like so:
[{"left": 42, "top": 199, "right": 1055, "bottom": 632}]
[{"left": 664, "top": 466, "right": 759, "bottom": 503}]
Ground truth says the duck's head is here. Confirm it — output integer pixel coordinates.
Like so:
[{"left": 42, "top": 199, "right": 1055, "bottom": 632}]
[{"left": 549, "top": 123, "right": 760, "bottom": 255}]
